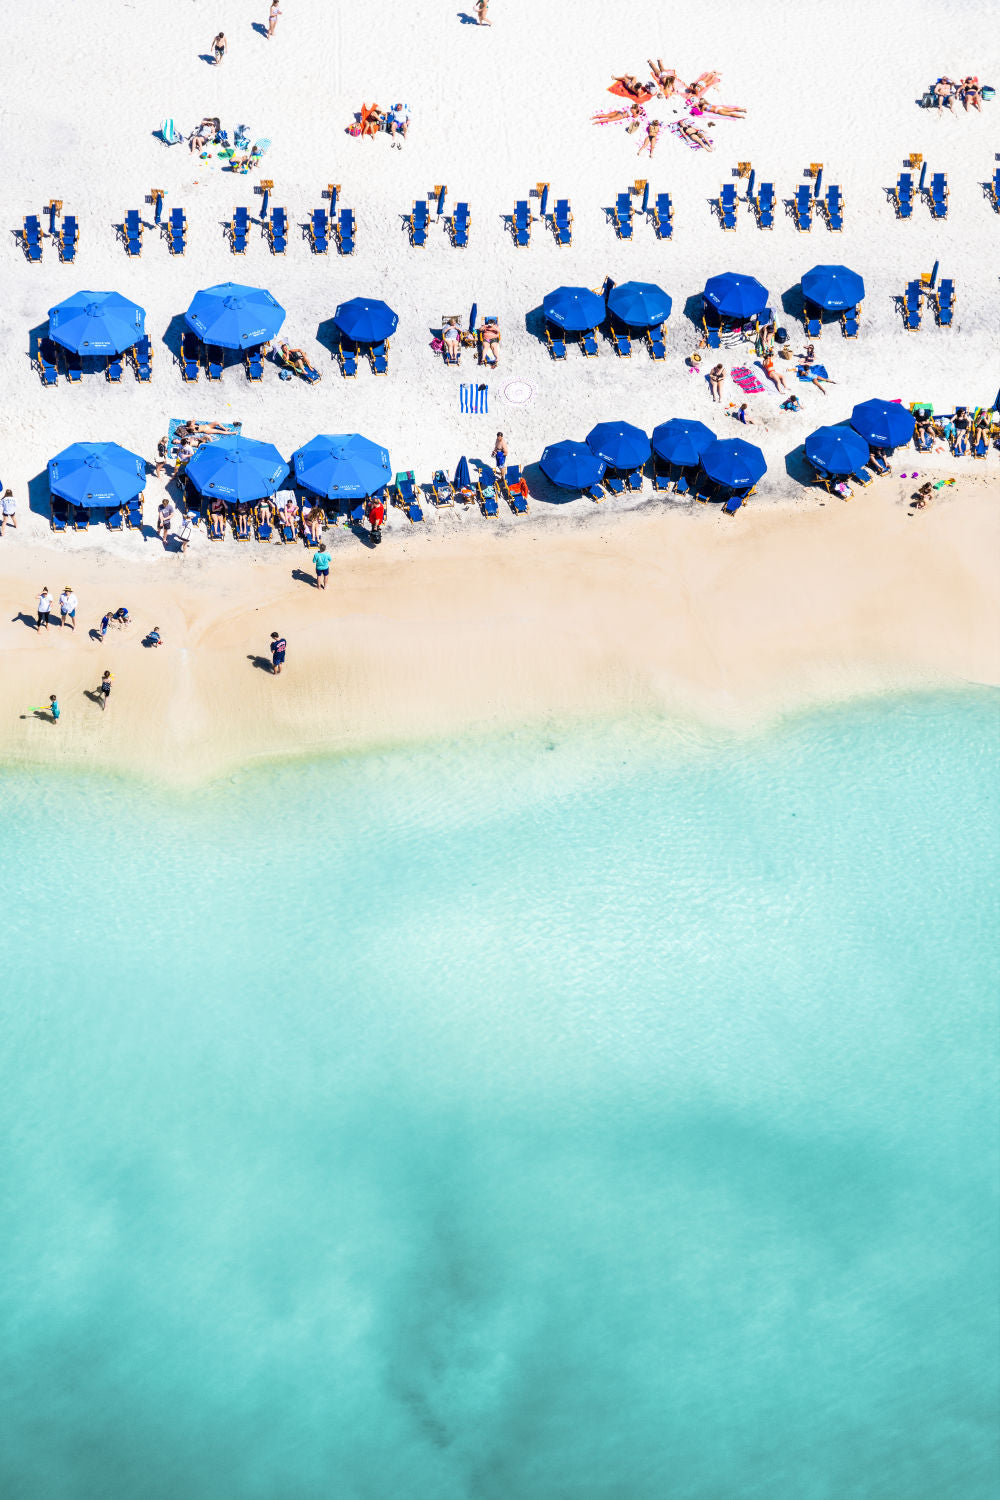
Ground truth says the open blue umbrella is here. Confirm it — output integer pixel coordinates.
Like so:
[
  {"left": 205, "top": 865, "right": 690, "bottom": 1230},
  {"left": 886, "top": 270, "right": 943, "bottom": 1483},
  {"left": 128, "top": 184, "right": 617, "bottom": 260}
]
[
  {"left": 540, "top": 441, "right": 607, "bottom": 491},
  {"left": 850, "top": 399, "right": 915, "bottom": 449},
  {"left": 542, "top": 286, "right": 605, "bottom": 332},
  {"left": 454, "top": 456, "right": 473, "bottom": 489},
  {"left": 804, "top": 425, "right": 869, "bottom": 476},
  {"left": 333, "top": 298, "right": 398, "bottom": 344},
  {"left": 700, "top": 437, "right": 767, "bottom": 490},
  {"left": 586, "top": 421, "right": 650, "bottom": 470},
  {"left": 185, "top": 283, "right": 285, "bottom": 349},
  {"left": 292, "top": 434, "right": 391, "bottom": 500},
  {"left": 702, "top": 273, "right": 768, "bottom": 321},
  {"left": 606, "top": 281, "right": 672, "bottom": 328},
  {"left": 801, "top": 264, "right": 865, "bottom": 313},
  {"left": 187, "top": 435, "right": 287, "bottom": 501},
  {"left": 48, "top": 291, "right": 145, "bottom": 355},
  {"left": 47, "top": 442, "right": 145, "bottom": 506},
  {"left": 651, "top": 419, "right": 716, "bottom": 468}
]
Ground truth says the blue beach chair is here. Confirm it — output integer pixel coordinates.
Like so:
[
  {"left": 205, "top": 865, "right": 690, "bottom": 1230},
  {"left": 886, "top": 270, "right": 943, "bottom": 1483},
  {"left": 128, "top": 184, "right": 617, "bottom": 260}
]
[
  {"left": 651, "top": 464, "right": 669, "bottom": 492},
  {"left": 132, "top": 334, "right": 153, "bottom": 381},
  {"left": 892, "top": 172, "right": 914, "bottom": 219},
  {"left": 205, "top": 345, "right": 223, "bottom": 380},
  {"left": 73, "top": 506, "right": 90, "bottom": 531},
  {"left": 851, "top": 468, "right": 873, "bottom": 488},
  {"left": 588, "top": 484, "right": 605, "bottom": 501},
  {"left": 244, "top": 345, "right": 264, "bottom": 381},
  {"left": 477, "top": 474, "right": 500, "bottom": 516},
  {"left": 394, "top": 471, "right": 424, "bottom": 523},
  {"left": 125, "top": 497, "right": 144, "bottom": 529},
  {"left": 432, "top": 470, "right": 454, "bottom": 506},
  {"left": 65, "top": 350, "right": 82, "bottom": 382},
  {"left": 929, "top": 172, "right": 948, "bottom": 219},
  {"left": 279, "top": 501, "right": 298, "bottom": 543},
  {"left": 804, "top": 300, "right": 823, "bottom": 338},
  {"left": 107, "top": 507, "right": 124, "bottom": 531},
  {"left": 722, "top": 492, "right": 745, "bottom": 514},
  {"left": 903, "top": 281, "right": 922, "bottom": 330},
  {"left": 936, "top": 278, "right": 955, "bottom": 326},
  {"left": 553, "top": 198, "right": 573, "bottom": 245},
  {"left": 336, "top": 207, "right": 355, "bottom": 254},
  {"left": 545, "top": 326, "right": 567, "bottom": 360},
  {"left": 409, "top": 200, "right": 429, "bottom": 246},
  {"left": 503, "top": 464, "right": 528, "bottom": 514},
  {"left": 671, "top": 466, "right": 691, "bottom": 495},
  {"left": 166, "top": 207, "right": 186, "bottom": 254},
  {"left": 651, "top": 191, "right": 673, "bottom": 239},
  {"left": 841, "top": 306, "right": 859, "bottom": 338},
  {"left": 717, "top": 183, "right": 737, "bottom": 230},
  {"left": 59, "top": 215, "right": 78, "bottom": 262},
  {"left": 754, "top": 181, "right": 775, "bottom": 229},
  {"left": 370, "top": 341, "right": 389, "bottom": 375},
  {"left": 123, "top": 209, "right": 143, "bottom": 256},
  {"left": 647, "top": 324, "right": 666, "bottom": 359},
  {"left": 611, "top": 326, "right": 632, "bottom": 357},
  {"left": 792, "top": 184, "right": 812, "bottom": 231},
  {"left": 181, "top": 331, "right": 200, "bottom": 380},
  {"left": 604, "top": 473, "right": 626, "bottom": 496},
  {"left": 613, "top": 192, "right": 634, "bottom": 239},
  {"left": 106, "top": 353, "right": 124, "bottom": 382},
  {"left": 23, "top": 214, "right": 43, "bottom": 262},
  {"left": 581, "top": 329, "right": 599, "bottom": 357},
  {"left": 702, "top": 309, "right": 722, "bottom": 348},
  {"left": 255, "top": 505, "right": 274, "bottom": 542},
  {"left": 36, "top": 337, "right": 59, "bottom": 386},
  {"left": 450, "top": 202, "right": 470, "bottom": 247},
  {"left": 308, "top": 208, "right": 329, "bottom": 253},
  {"left": 231, "top": 205, "right": 250, "bottom": 254},
  {"left": 50, "top": 498, "right": 69, "bottom": 531},
  {"left": 338, "top": 340, "right": 358, "bottom": 377},
  {"left": 268, "top": 206, "right": 288, "bottom": 253},
  {"left": 824, "top": 183, "right": 844, "bottom": 230},
  {"left": 513, "top": 199, "right": 531, "bottom": 246}
]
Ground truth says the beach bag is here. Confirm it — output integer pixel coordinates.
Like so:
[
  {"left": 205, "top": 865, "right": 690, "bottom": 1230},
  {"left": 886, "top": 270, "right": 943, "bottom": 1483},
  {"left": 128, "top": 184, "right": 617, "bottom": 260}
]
[
  {"left": 348, "top": 124, "right": 362, "bottom": 137},
  {"left": 430, "top": 337, "right": 443, "bottom": 351}
]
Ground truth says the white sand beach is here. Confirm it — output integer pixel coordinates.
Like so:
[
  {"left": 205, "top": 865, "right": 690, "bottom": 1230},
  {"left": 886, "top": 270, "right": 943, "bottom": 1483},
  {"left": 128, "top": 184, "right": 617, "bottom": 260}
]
[{"left": 1, "top": 0, "right": 998, "bottom": 772}]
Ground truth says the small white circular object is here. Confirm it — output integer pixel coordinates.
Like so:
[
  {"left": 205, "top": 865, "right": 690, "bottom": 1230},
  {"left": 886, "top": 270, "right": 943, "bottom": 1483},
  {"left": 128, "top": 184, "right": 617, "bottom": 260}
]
[{"left": 503, "top": 380, "right": 533, "bottom": 405}]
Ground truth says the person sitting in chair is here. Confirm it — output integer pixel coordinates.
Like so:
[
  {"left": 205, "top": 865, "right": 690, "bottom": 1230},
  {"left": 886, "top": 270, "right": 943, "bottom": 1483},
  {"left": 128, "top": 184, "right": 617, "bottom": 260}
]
[
  {"left": 442, "top": 322, "right": 461, "bottom": 364},
  {"left": 278, "top": 342, "right": 318, "bottom": 379},
  {"left": 479, "top": 323, "right": 500, "bottom": 367}
]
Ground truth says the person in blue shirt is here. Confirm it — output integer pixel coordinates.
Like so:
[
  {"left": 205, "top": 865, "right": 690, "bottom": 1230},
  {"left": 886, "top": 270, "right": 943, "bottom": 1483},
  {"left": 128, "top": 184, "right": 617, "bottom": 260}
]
[{"left": 312, "top": 546, "right": 331, "bottom": 590}]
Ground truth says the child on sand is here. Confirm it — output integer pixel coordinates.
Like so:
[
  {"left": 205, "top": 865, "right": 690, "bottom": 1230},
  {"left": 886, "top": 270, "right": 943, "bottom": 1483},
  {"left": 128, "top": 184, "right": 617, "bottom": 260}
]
[
  {"left": 99, "top": 671, "right": 113, "bottom": 711},
  {"left": 270, "top": 632, "right": 286, "bottom": 675}
]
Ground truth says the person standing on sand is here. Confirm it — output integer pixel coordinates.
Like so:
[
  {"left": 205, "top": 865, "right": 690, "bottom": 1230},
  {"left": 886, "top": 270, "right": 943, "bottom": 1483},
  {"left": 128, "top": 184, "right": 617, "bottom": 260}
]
[
  {"left": 491, "top": 432, "right": 508, "bottom": 477},
  {"left": 37, "top": 587, "right": 52, "bottom": 631},
  {"left": 366, "top": 491, "right": 385, "bottom": 542},
  {"left": 1, "top": 489, "right": 16, "bottom": 535},
  {"left": 99, "top": 670, "right": 113, "bottom": 711},
  {"left": 313, "top": 543, "right": 331, "bottom": 589},
  {"left": 59, "top": 587, "right": 77, "bottom": 631},
  {"left": 267, "top": 3, "right": 281, "bottom": 39},
  {"left": 155, "top": 437, "right": 170, "bottom": 479},
  {"left": 157, "top": 498, "right": 175, "bottom": 547},
  {"left": 212, "top": 32, "right": 227, "bottom": 64},
  {"left": 476, "top": 0, "right": 492, "bottom": 23},
  {"left": 270, "top": 632, "right": 286, "bottom": 674},
  {"left": 49, "top": 694, "right": 60, "bottom": 723}
]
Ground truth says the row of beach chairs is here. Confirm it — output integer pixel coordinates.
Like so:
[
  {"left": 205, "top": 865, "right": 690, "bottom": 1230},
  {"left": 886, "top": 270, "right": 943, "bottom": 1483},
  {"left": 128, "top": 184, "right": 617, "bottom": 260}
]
[
  {"left": 50, "top": 494, "right": 145, "bottom": 532},
  {"left": 789, "top": 183, "right": 844, "bottom": 232},
  {"left": 801, "top": 302, "right": 860, "bottom": 338},
  {"left": 545, "top": 320, "right": 666, "bottom": 360},
  {"left": 902, "top": 277, "right": 955, "bottom": 329},
  {"left": 511, "top": 197, "right": 574, "bottom": 246},
  {"left": 21, "top": 214, "right": 78, "bottom": 262},
  {"left": 178, "top": 332, "right": 267, "bottom": 382},
  {"left": 121, "top": 208, "right": 186, "bottom": 255},
  {"left": 336, "top": 338, "right": 389, "bottom": 377},
  {"left": 611, "top": 191, "right": 674, "bottom": 240},
  {"left": 36, "top": 335, "right": 153, "bottom": 385},
  {"left": 889, "top": 171, "right": 949, "bottom": 220},
  {"left": 408, "top": 199, "right": 470, "bottom": 247}
]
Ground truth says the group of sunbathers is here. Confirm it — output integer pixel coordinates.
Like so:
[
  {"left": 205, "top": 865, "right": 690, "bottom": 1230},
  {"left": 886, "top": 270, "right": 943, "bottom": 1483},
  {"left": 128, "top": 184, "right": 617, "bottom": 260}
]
[
  {"left": 914, "top": 406, "right": 996, "bottom": 456},
  {"left": 440, "top": 318, "right": 500, "bottom": 367},
  {"left": 187, "top": 118, "right": 267, "bottom": 171},
  {"left": 592, "top": 63, "right": 744, "bottom": 155},
  {"left": 352, "top": 102, "right": 411, "bottom": 145},
  {"left": 929, "top": 76, "right": 985, "bottom": 111}
]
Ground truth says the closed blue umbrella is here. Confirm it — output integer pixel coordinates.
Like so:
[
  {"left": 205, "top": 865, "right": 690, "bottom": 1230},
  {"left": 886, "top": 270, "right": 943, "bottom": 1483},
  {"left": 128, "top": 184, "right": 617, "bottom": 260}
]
[
  {"left": 606, "top": 280, "right": 672, "bottom": 328},
  {"left": 651, "top": 418, "right": 715, "bottom": 468},
  {"left": 801, "top": 264, "right": 865, "bottom": 313},
  {"left": 292, "top": 434, "right": 391, "bottom": 500},
  {"left": 540, "top": 440, "right": 607, "bottom": 491},
  {"left": 542, "top": 286, "right": 605, "bottom": 332},
  {"left": 47, "top": 442, "right": 145, "bottom": 506},
  {"left": 700, "top": 437, "right": 767, "bottom": 489},
  {"left": 333, "top": 297, "right": 398, "bottom": 344},
  {"left": 187, "top": 435, "right": 287, "bottom": 501},
  {"left": 804, "top": 425, "right": 870, "bottom": 476},
  {"left": 850, "top": 399, "right": 915, "bottom": 449},
  {"left": 185, "top": 283, "right": 285, "bottom": 349},
  {"left": 702, "top": 273, "right": 768, "bottom": 320},
  {"left": 586, "top": 421, "right": 651, "bottom": 470},
  {"left": 454, "top": 455, "right": 472, "bottom": 489},
  {"left": 48, "top": 291, "right": 145, "bottom": 355}
]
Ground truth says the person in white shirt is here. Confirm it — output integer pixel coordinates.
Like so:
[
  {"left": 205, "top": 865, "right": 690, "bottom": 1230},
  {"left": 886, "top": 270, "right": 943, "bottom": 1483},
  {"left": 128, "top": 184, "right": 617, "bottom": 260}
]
[
  {"left": 0, "top": 489, "right": 15, "bottom": 535},
  {"left": 59, "top": 587, "right": 78, "bottom": 631},
  {"left": 157, "top": 499, "right": 175, "bottom": 547},
  {"left": 37, "top": 587, "right": 52, "bottom": 630},
  {"left": 388, "top": 103, "right": 410, "bottom": 147},
  {"left": 179, "top": 517, "right": 193, "bottom": 554}
]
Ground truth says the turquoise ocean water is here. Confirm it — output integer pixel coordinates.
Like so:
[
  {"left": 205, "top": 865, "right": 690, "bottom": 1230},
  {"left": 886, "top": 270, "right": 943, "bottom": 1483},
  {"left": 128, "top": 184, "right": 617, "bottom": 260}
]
[{"left": 1, "top": 691, "right": 998, "bottom": 1499}]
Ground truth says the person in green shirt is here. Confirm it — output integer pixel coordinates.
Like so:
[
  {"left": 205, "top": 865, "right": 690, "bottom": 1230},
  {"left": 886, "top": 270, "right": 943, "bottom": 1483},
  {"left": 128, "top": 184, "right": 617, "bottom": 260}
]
[{"left": 313, "top": 546, "right": 331, "bottom": 590}]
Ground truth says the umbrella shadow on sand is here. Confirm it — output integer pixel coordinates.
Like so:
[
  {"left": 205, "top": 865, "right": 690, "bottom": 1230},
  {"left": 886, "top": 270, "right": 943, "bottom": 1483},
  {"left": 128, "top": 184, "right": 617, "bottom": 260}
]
[
  {"left": 680, "top": 293, "right": 705, "bottom": 333},
  {"left": 27, "top": 470, "right": 52, "bottom": 520},
  {"left": 161, "top": 312, "right": 188, "bottom": 363},
  {"left": 27, "top": 320, "right": 50, "bottom": 367},
  {"left": 784, "top": 447, "right": 819, "bottom": 490},
  {"left": 780, "top": 284, "right": 805, "bottom": 326},
  {"left": 315, "top": 317, "right": 342, "bottom": 362}
]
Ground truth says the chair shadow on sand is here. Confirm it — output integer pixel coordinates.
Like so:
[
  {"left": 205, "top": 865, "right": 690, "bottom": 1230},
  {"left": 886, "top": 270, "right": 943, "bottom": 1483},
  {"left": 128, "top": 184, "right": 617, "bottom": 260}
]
[
  {"left": 251, "top": 23, "right": 268, "bottom": 40},
  {"left": 247, "top": 653, "right": 274, "bottom": 673}
]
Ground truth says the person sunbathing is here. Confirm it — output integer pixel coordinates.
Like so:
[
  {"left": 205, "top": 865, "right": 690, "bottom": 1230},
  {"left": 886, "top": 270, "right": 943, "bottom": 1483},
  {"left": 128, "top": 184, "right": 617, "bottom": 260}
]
[
  {"left": 208, "top": 497, "right": 226, "bottom": 536},
  {"left": 648, "top": 61, "right": 684, "bottom": 98},
  {"left": 698, "top": 101, "right": 746, "bottom": 119},
  {"left": 760, "top": 354, "right": 787, "bottom": 392},
  {"left": 688, "top": 71, "right": 722, "bottom": 97},
  {"left": 612, "top": 75, "right": 647, "bottom": 99},
  {"left": 278, "top": 343, "right": 317, "bottom": 378},
  {"left": 235, "top": 501, "right": 251, "bottom": 538},
  {"left": 677, "top": 117, "right": 714, "bottom": 149},
  {"left": 796, "top": 344, "right": 833, "bottom": 393},
  {"left": 638, "top": 119, "right": 662, "bottom": 157},
  {"left": 442, "top": 323, "right": 462, "bottom": 363},
  {"left": 189, "top": 129, "right": 211, "bottom": 154},
  {"left": 282, "top": 498, "right": 299, "bottom": 532},
  {"left": 914, "top": 414, "right": 934, "bottom": 450},
  {"left": 479, "top": 324, "right": 500, "bottom": 367},
  {"left": 303, "top": 506, "right": 323, "bottom": 544},
  {"left": 933, "top": 77, "right": 957, "bottom": 109},
  {"left": 960, "top": 77, "right": 982, "bottom": 111},
  {"left": 360, "top": 103, "right": 383, "bottom": 138}
]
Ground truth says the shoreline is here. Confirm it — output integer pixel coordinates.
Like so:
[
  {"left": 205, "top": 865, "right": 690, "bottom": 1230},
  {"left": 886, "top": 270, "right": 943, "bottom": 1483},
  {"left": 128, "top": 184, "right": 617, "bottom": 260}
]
[{"left": 2, "top": 495, "right": 998, "bottom": 785}]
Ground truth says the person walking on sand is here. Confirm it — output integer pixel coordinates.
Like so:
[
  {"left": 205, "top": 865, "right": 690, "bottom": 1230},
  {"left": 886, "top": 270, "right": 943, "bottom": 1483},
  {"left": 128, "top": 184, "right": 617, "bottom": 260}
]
[
  {"left": 212, "top": 32, "right": 227, "bottom": 64},
  {"left": 155, "top": 437, "right": 170, "bottom": 479},
  {"left": 98, "top": 670, "right": 113, "bottom": 711},
  {"left": 491, "top": 432, "right": 508, "bottom": 477},
  {"left": 37, "top": 587, "right": 52, "bottom": 631},
  {"left": 1, "top": 488, "right": 16, "bottom": 535},
  {"left": 157, "top": 498, "right": 175, "bottom": 547},
  {"left": 313, "top": 543, "right": 331, "bottom": 590},
  {"left": 267, "top": 2, "right": 281, "bottom": 39},
  {"left": 475, "top": 0, "right": 492, "bottom": 23},
  {"left": 59, "top": 587, "right": 77, "bottom": 631},
  {"left": 270, "top": 632, "right": 286, "bottom": 674}
]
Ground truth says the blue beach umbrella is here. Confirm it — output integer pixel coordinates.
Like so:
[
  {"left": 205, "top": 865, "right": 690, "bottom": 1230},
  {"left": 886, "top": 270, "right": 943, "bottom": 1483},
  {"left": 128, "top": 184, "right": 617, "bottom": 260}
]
[
  {"left": 185, "top": 283, "right": 285, "bottom": 349},
  {"left": 542, "top": 286, "right": 606, "bottom": 332},
  {"left": 850, "top": 399, "right": 916, "bottom": 450},
  {"left": 48, "top": 291, "right": 145, "bottom": 355},
  {"left": 187, "top": 434, "right": 287, "bottom": 502},
  {"left": 47, "top": 442, "right": 145, "bottom": 506},
  {"left": 606, "top": 280, "right": 672, "bottom": 328},
  {"left": 586, "top": 421, "right": 651, "bottom": 471},
  {"left": 702, "top": 273, "right": 768, "bottom": 321},
  {"left": 804, "top": 425, "right": 870, "bottom": 476},
  {"left": 292, "top": 434, "right": 391, "bottom": 500},
  {"left": 801, "top": 264, "right": 865, "bottom": 313},
  {"left": 540, "top": 440, "right": 607, "bottom": 491},
  {"left": 333, "top": 297, "right": 398, "bottom": 345},
  {"left": 454, "top": 455, "right": 473, "bottom": 489},
  {"left": 700, "top": 437, "right": 767, "bottom": 490},
  {"left": 651, "top": 418, "right": 715, "bottom": 468}
]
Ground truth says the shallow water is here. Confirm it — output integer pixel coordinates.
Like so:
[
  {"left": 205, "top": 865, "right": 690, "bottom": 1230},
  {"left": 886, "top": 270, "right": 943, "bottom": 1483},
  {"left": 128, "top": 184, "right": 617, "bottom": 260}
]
[{"left": 1, "top": 693, "right": 998, "bottom": 1499}]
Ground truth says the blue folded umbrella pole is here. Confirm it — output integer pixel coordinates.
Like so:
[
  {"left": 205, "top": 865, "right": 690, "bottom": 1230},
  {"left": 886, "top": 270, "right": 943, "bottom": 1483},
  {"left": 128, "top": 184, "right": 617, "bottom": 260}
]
[
  {"left": 803, "top": 425, "right": 870, "bottom": 476},
  {"left": 187, "top": 435, "right": 288, "bottom": 501},
  {"left": 650, "top": 418, "right": 716, "bottom": 468},
  {"left": 585, "top": 421, "right": 651, "bottom": 471},
  {"left": 185, "top": 283, "right": 286, "bottom": 350},
  {"left": 454, "top": 455, "right": 473, "bottom": 489},
  {"left": 800, "top": 264, "right": 865, "bottom": 313},
  {"left": 542, "top": 286, "right": 606, "bottom": 332},
  {"left": 292, "top": 434, "right": 392, "bottom": 500},
  {"left": 333, "top": 297, "right": 399, "bottom": 345},
  {"left": 702, "top": 273, "right": 768, "bottom": 321},
  {"left": 850, "top": 399, "right": 916, "bottom": 450},
  {"left": 540, "top": 440, "right": 607, "bottom": 491},
  {"left": 48, "top": 291, "right": 145, "bottom": 355},
  {"left": 606, "top": 280, "right": 672, "bottom": 329},
  {"left": 47, "top": 442, "right": 146, "bottom": 505},
  {"left": 700, "top": 437, "right": 767, "bottom": 490}
]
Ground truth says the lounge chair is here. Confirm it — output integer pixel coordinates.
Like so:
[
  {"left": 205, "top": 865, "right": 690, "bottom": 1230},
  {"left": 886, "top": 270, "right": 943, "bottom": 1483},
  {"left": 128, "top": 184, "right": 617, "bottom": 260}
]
[
  {"left": 106, "top": 353, "right": 124, "bottom": 382},
  {"left": 107, "top": 507, "right": 124, "bottom": 531},
  {"left": 702, "top": 311, "right": 721, "bottom": 348},
  {"left": 73, "top": 506, "right": 90, "bottom": 531},
  {"left": 268, "top": 206, "right": 288, "bottom": 253},
  {"left": 244, "top": 345, "right": 264, "bottom": 381},
  {"left": 513, "top": 199, "right": 531, "bottom": 246},
  {"left": 278, "top": 503, "right": 298, "bottom": 543},
  {"left": 36, "top": 337, "right": 59, "bottom": 386},
  {"left": 477, "top": 476, "right": 500, "bottom": 516},
  {"left": 868, "top": 449, "right": 891, "bottom": 476},
  {"left": 552, "top": 198, "right": 573, "bottom": 246},
  {"left": 903, "top": 281, "right": 922, "bottom": 331},
  {"left": 450, "top": 202, "right": 470, "bottom": 248},
  {"left": 892, "top": 172, "right": 914, "bottom": 220},
  {"left": 123, "top": 209, "right": 143, "bottom": 256},
  {"left": 717, "top": 183, "right": 737, "bottom": 230},
  {"left": 651, "top": 464, "right": 670, "bottom": 492},
  {"left": 50, "top": 498, "right": 69, "bottom": 531},
  {"left": 254, "top": 505, "right": 274, "bottom": 542},
  {"left": 851, "top": 468, "right": 872, "bottom": 488},
  {"left": 338, "top": 340, "right": 358, "bottom": 377},
  {"left": 166, "top": 206, "right": 186, "bottom": 254},
  {"left": 588, "top": 484, "right": 605, "bottom": 501},
  {"left": 693, "top": 473, "right": 715, "bottom": 502},
  {"left": 646, "top": 324, "right": 666, "bottom": 360},
  {"left": 626, "top": 469, "right": 643, "bottom": 492},
  {"left": 431, "top": 469, "right": 454, "bottom": 506},
  {"left": 207, "top": 506, "right": 226, "bottom": 539},
  {"left": 928, "top": 172, "right": 948, "bottom": 219},
  {"left": 394, "top": 471, "right": 424, "bottom": 523},
  {"left": 131, "top": 334, "right": 153, "bottom": 381},
  {"left": 503, "top": 465, "right": 529, "bottom": 514},
  {"left": 478, "top": 315, "right": 500, "bottom": 367},
  {"left": 987, "top": 168, "right": 1000, "bottom": 212},
  {"left": 792, "top": 184, "right": 812, "bottom": 231},
  {"left": 753, "top": 181, "right": 775, "bottom": 229},
  {"left": 545, "top": 326, "right": 567, "bottom": 360},
  {"left": 181, "top": 330, "right": 201, "bottom": 380},
  {"left": 722, "top": 492, "right": 745, "bottom": 514},
  {"left": 409, "top": 200, "right": 429, "bottom": 247},
  {"left": 205, "top": 345, "right": 223, "bottom": 380},
  {"left": 841, "top": 306, "right": 859, "bottom": 338},
  {"left": 824, "top": 183, "right": 844, "bottom": 231},
  {"left": 671, "top": 466, "right": 691, "bottom": 496},
  {"left": 59, "top": 215, "right": 78, "bottom": 262},
  {"left": 336, "top": 207, "right": 356, "bottom": 255},
  {"left": 804, "top": 300, "right": 823, "bottom": 338},
  {"left": 230, "top": 205, "right": 250, "bottom": 254},
  {"left": 613, "top": 192, "right": 633, "bottom": 239},
  {"left": 125, "top": 497, "right": 144, "bottom": 529},
  {"left": 308, "top": 208, "right": 330, "bottom": 253},
  {"left": 611, "top": 326, "right": 632, "bottom": 357},
  {"left": 581, "top": 329, "right": 599, "bottom": 357},
  {"left": 936, "top": 278, "right": 955, "bottom": 327},
  {"left": 370, "top": 340, "right": 389, "bottom": 375},
  {"left": 604, "top": 473, "right": 626, "bottom": 496},
  {"left": 651, "top": 191, "right": 673, "bottom": 239},
  {"left": 65, "top": 350, "right": 82, "bottom": 383},
  {"left": 22, "top": 214, "right": 43, "bottom": 262}
]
